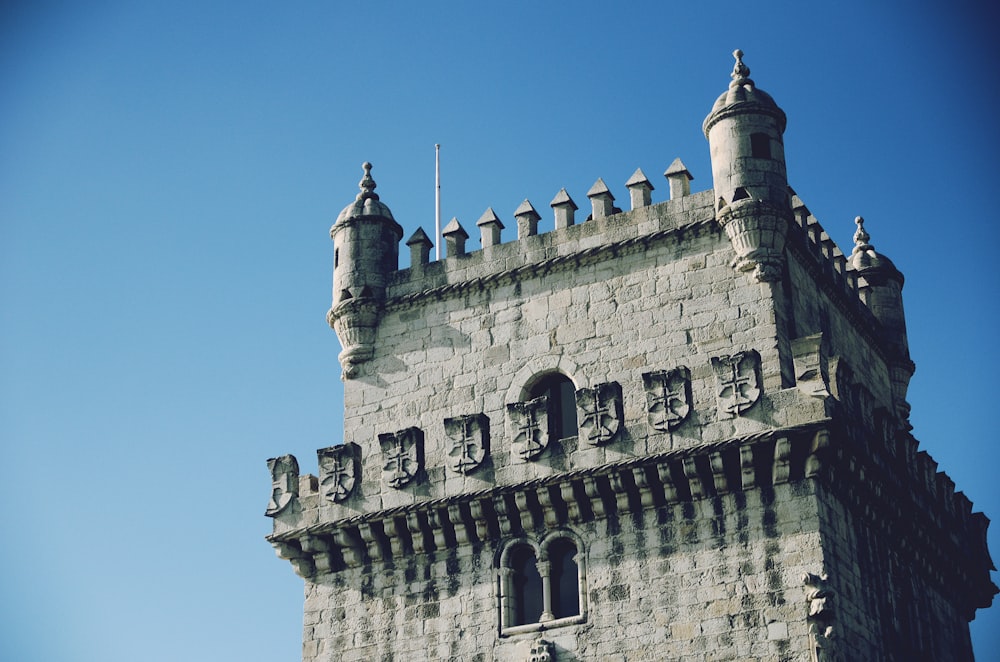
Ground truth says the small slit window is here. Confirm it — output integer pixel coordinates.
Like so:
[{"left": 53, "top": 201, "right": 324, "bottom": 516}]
[{"left": 750, "top": 132, "right": 771, "bottom": 159}]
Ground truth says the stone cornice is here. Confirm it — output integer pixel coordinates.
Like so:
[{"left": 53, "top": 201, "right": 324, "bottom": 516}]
[
  {"left": 267, "top": 420, "right": 830, "bottom": 577},
  {"left": 267, "top": 413, "right": 996, "bottom": 620},
  {"left": 813, "top": 423, "right": 998, "bottom": 618}
]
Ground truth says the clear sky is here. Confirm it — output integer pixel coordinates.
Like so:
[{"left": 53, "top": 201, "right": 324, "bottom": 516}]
[{"left": 1, "top": 1, "right": 996, "bottom": 660}]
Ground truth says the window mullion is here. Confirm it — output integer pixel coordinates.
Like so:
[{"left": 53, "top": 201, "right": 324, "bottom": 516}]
[{"left": 537, "top": 560, "right": 554, "bottom": 622}]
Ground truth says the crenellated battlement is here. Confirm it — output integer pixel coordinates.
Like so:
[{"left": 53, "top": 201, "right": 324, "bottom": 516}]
[
  {"left": 270, "top": 50, "right": 994, "bottom": 662},
  {"left": 390, "top": 174, "right": 713, "bottom": 301}
]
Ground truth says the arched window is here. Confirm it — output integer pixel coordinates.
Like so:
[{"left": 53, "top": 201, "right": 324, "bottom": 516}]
[
  {"left": 509, "top": 544, "right": 543, "bottom": 626},
  {"left": 548, "top": 538, "right": 580, "bottom": 619},
  {"left": 529, "top": 373, "right": 578, "bottom": 441},
  {"left": 498, "top": 533, "right": 587, "bottom": 635}
]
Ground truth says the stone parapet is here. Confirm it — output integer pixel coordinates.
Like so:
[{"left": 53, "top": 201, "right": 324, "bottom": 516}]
[
  {"left": 388, "top": 189, "right": 716, "bottom": 300},
  {"left": 268, "top": 420, "right": 833, "bottom": 576}
]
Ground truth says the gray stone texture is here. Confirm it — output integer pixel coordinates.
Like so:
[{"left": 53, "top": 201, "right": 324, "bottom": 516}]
[{"left": 268, "top": 51, "right": 995, "bottom": 661}]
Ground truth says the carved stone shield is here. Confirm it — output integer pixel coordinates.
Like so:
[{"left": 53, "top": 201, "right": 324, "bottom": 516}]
[
  {"left": 576, "top": 381, "right": 623, "bottom": 446},
  {"left": 444, "top": 413, "right": 490, "bottom": 473},
  {"left": 507, "top": 397, "right": 549, "bottom": 460},
  {"left": 266, "top": 454, "right": 299, "bottom": 516},
  {"left": 318, "top": 442, "right": 361, "bottom": 503},
  {"left": 712, "top": 350, "right": 762, "bottom": 416},
  {"left": 379, "top": 427, "right": 424, "bottom": 488},
  {"left": 642, "top": 367, "right": 691, "bottom": 431}
]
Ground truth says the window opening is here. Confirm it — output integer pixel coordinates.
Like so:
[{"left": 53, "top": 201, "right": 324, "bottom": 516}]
[
  {"left": 499, "top": 534, "right": 586, "bottom": 635},
  {"left": 750, "top": 132, "right": 771, "bottom": 159},
  {"left": 510, "top": 545, "right": 543, "bottom": 626},
  {"left": 549, "top": 538, "right": 580, "bottom": 619},
  {"left": 529, "top": 373, "right": 578, "bottom": 440}
]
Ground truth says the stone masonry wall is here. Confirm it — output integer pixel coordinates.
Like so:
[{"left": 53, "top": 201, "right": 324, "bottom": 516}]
[
  {"left": 330, "top": 192, "right": 813, "bottom": 518},
  {"left": 301, "top": 480, "right": 825, "bottom": 662},
  {"left": 814, "top": 476, "right": 976, "bottom": 661},
  {"left": 783, "top": 241, "right": 893, "bottom": 413},
  {"left": 269, "top": 177, "right": 993, "bottom": 661}
]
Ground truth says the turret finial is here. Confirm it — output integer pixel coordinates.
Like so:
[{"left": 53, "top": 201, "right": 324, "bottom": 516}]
[
  {"left": 853, "top": 216, "right": 872, "bottom": 252},
  {"left": 731, "top": 49, "right": 752, "bottom": 86},
  {"left": 357, "top": 162, "right": 379, "bottom": 201}
]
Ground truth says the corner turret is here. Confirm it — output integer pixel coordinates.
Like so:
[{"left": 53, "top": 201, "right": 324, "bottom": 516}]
[
  {"left": 326, "top": 163, "right": 403, "bottom": 378},
  {"left": 704, "top": 49, "right": 792, "bottom": 281},
  {"left": 850, "top": 216, "right": 915, "bottom": 425}
]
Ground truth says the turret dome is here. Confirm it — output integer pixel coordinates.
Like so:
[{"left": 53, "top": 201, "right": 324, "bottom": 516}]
[
  {"left": 335, "top": 162, "right": 395, "bottom": 226},
  {"left": 703, "top": 50, "right": 787, "bottom": 137},
  {"left": 849, "top": 216, "right": 901, "bottom": 281}
]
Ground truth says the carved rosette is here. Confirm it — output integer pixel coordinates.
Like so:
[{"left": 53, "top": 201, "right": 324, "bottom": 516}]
[
  {"left": 379, "top": 427, "right": 424, "bottom": 488},
  {"left": 444, "top": 413, "right": 490, "bottom": 474},
  {"left": 712, "top": 350, "right": 762, "bottom": 416},
  {"left": 327, "top": 298, "right": 380, "bottom": 379},
  {"left": 507, "top": 397, "right": 549, "bottom": 460},
  {"left": 642, "top": 367, "right": 691, "bottom": 431},
  {"left": 576, "top": 381, "right": 623, "bottom": 446},
  {"left": 265, "top": 454, "right": 299, "bottom": 516},
  {"left": 318, "top": 442, "right": 361, "bottom": 503},
  {"left": 717, "top": 199, "right": 790, "bottom": 282}
]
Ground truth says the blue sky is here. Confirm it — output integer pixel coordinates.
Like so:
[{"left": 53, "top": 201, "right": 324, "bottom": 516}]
[{"left": 1, "top": 1, "right": 996, "bottom": 660}]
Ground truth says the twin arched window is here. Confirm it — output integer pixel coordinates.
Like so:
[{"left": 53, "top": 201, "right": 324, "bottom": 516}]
[{"left": 498, "top": 533, "right": 587, "bottom": 634}]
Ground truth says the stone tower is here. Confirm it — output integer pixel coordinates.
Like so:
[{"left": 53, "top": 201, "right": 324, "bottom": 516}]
[
  {"left": 704, "top": 49, "right": 791, "bottom": 283},
  {"left": 266, "top": 51, "right": 995, "bottom": 661},
  {"left": 326, "top": 161, "right": 404, "bottom": 379}
]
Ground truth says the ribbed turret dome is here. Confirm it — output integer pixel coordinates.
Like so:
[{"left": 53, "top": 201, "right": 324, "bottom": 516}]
[
  {"left": 703, "top": 50, "right": 787, "bottom": 137},
  {"left": 335, "top": 162, "right": 395, "bottom": 226},
  {"left": 849, "top": 216, "right": 901, "bottom": 280}
]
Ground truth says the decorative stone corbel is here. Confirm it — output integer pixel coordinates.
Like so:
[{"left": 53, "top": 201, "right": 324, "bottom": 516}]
[
  {"left": 327, "top": 298, "right": 380, "bottom": 379},
  {"left": 717, "top": 199, "right": 790, "bottom": 282},
  {"left": 273, "top": 540, "right": 314, "bottom": 579}
]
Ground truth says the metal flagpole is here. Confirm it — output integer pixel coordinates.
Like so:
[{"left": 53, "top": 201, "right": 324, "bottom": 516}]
[{"left": 435, "top": 144, "right": 441, "bottom": 261}]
